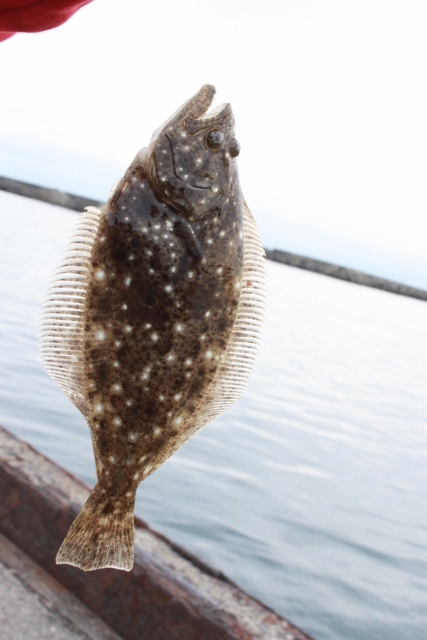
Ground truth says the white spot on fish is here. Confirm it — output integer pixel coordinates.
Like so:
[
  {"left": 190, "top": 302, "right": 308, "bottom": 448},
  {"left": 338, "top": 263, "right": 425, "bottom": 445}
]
[
  {"left": 124, "top": 325, "right": 133, "bottom": 333},
  {"left": 175, "top": 323, "right": 184, "bottom": 332},
  {"left": 174, "top": 393, "right": 182, "bottom": 401},
  {"left": 174, "top": 416, "right": 183, "bottom": 425},
  {"left": 113, "top": 417, "right": 122, "bottom": 427},
  {"left": 216, "top": 267, "right": 223, "bottom": 274},
  {"left": 96, "top": 330, "right": 106, "bottom": 341},
  {"left": 154, "top": 427, "right": 162, "bottom": 436},
  {"left": 166, "top": 353, "right": 175, "bottom": 361},
  {"left": 188, "top": 271, "right": 194, "bottom": 279},
  {"left": 95, "top": 403, "right": 103, "bottom": 413},
  {"left": 219, "top": 230, "right": 225, "bottom": 237},
  {"left": 205, "top": 311, "right": 211, "bottom": 318},
  {"left": 125, "top": 276, "right": 132, "bottom": 286},
  {"left": 109, "top": 456, "right": 116, "bottom": 463},
  {"left": 165, "top": 284, "right": 173, "bottom": 293},
  {"left": 141, "top": 367, "right": 151, "bottom": 380},
  {"left": 185, "top": 358, "right": 192, "bottom": 366},
  {"left": 113, "top": 383, "right": 122, "bottom": 392},
  {"left": 145, "top": 323, "right": 152, "bottom": 329},
  {"left": 113, "top": 360, "right": 120, "bottom": 368},
  {"left": 129, "top": 433, "right": 137, "bottom": 442},
  {"left": 95, "top": 269, "right": 105, "bottom": 281},
  {"left": 122, "top": 304, "right": 128, "bottom": 310},
  {"left": 151, "top": 332, "right": 159, "bottom": 341},
  {"left": 205, "top": 350, "right": 213, "bottom": 359}
]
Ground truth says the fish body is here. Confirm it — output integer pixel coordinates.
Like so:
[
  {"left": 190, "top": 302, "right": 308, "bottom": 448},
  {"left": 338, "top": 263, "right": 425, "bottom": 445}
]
[{"left": 40, "top": 85, "right": 267, "bottom": 571}]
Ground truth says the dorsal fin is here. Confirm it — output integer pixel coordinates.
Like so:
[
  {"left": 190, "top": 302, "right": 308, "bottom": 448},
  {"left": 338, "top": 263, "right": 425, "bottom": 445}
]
[{"left": 39, "top": 206, "right": 103, "bottom": 416}]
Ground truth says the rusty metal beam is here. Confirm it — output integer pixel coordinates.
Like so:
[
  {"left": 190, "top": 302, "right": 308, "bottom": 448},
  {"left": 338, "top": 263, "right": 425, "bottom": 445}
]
[{"left": 0, "top": 425, "right": 314, "bottom": 640}]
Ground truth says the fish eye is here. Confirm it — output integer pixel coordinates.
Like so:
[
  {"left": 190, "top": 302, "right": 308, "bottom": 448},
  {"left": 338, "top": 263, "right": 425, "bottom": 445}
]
[
  {"left": 229, "top": 138, "right": 241, "bottom": 158},
  {"left": 206, "top": 129, "right": 224, "bottom": 151}
]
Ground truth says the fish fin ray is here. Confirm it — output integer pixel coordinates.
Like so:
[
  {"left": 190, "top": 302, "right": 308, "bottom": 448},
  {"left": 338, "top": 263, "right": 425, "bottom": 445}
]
[
  {"left": 56, "top": 484, "right": 134, "bottom": 571},
  {"left": 39, "top": 206, "right": 103, "bottom": 415},
  {"left": 196, "top": 198, "right": 267, "bottom": 428}
]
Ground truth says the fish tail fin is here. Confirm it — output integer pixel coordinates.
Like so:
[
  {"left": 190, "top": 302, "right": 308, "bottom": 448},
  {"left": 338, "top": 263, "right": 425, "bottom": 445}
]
[{"left": 56, "top": 483, "right": 134, "bottom": 571}]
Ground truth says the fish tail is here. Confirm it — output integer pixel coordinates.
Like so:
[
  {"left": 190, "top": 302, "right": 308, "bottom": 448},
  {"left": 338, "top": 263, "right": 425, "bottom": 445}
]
[{"left": 56, "top": 483, "right": 135, "bottom": 571}]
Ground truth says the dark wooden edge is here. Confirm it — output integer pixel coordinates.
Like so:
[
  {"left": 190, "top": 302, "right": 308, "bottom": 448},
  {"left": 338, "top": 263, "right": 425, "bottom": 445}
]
[
  {"left": 1, "top": 175, "right": 425, "bottom": 302},
  {"left": 0, "top": 424, "right": 315, "bottom": 640}
]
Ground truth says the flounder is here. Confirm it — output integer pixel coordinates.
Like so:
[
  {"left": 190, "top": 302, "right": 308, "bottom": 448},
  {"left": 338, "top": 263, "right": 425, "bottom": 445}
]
[{"left": 40, "top": 84, "right": 267, "bottom": 571}]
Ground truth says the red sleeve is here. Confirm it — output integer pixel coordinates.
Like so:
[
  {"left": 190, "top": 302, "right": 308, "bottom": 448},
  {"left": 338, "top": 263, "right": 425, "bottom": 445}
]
[{"left": 0, "top": 0, "right": 92, "bottom": 42}]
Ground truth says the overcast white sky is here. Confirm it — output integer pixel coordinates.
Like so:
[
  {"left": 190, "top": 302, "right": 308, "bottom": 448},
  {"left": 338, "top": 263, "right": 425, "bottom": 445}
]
[{"left": 0, "top": 0, "right": 426, "bottom": 287}]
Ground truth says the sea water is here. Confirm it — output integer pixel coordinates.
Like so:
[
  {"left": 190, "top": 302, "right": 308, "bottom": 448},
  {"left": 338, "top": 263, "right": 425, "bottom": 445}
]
[{"left": 0, "top": 191, "right": 426, "bottom": 640}]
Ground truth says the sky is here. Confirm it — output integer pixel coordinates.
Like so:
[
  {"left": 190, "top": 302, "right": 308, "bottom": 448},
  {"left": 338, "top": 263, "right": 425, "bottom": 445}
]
[{"left": 0, "top": 0, "right": 426, "bottom": 288}]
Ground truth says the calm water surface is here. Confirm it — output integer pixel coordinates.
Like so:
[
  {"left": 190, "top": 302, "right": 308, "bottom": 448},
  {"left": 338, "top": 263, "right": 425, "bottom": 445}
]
[{"left": 0, "top": 191, "right": 426, "bottom": 640}]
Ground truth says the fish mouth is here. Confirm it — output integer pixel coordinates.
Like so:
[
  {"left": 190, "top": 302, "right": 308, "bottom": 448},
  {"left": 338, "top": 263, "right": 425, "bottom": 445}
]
[
  {"left": 149, "top": 84, "right": 231, "bottom": 147},
  {"left": 146, "top": 85, "right": 234, "bottom": 219}
]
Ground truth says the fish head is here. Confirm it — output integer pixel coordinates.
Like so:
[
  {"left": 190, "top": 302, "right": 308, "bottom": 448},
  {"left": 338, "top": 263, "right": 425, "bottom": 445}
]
[{"left": 147, "top": 84, "right": 241, "bottom": 223}]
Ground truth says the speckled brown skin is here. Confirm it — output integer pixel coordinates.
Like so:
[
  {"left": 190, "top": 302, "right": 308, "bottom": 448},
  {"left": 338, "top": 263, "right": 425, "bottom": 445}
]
[
  {"left": 86, "top": 158, "right": 243, "bottom": 506},
  {"left": 55, "top": 85, "right": 245, "bottom": 570}
]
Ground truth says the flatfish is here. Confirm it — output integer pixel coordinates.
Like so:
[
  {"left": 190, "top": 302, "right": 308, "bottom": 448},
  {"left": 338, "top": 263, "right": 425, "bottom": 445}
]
[{"left": 40, "top": 84, "right": 267, "bottom": 571}]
